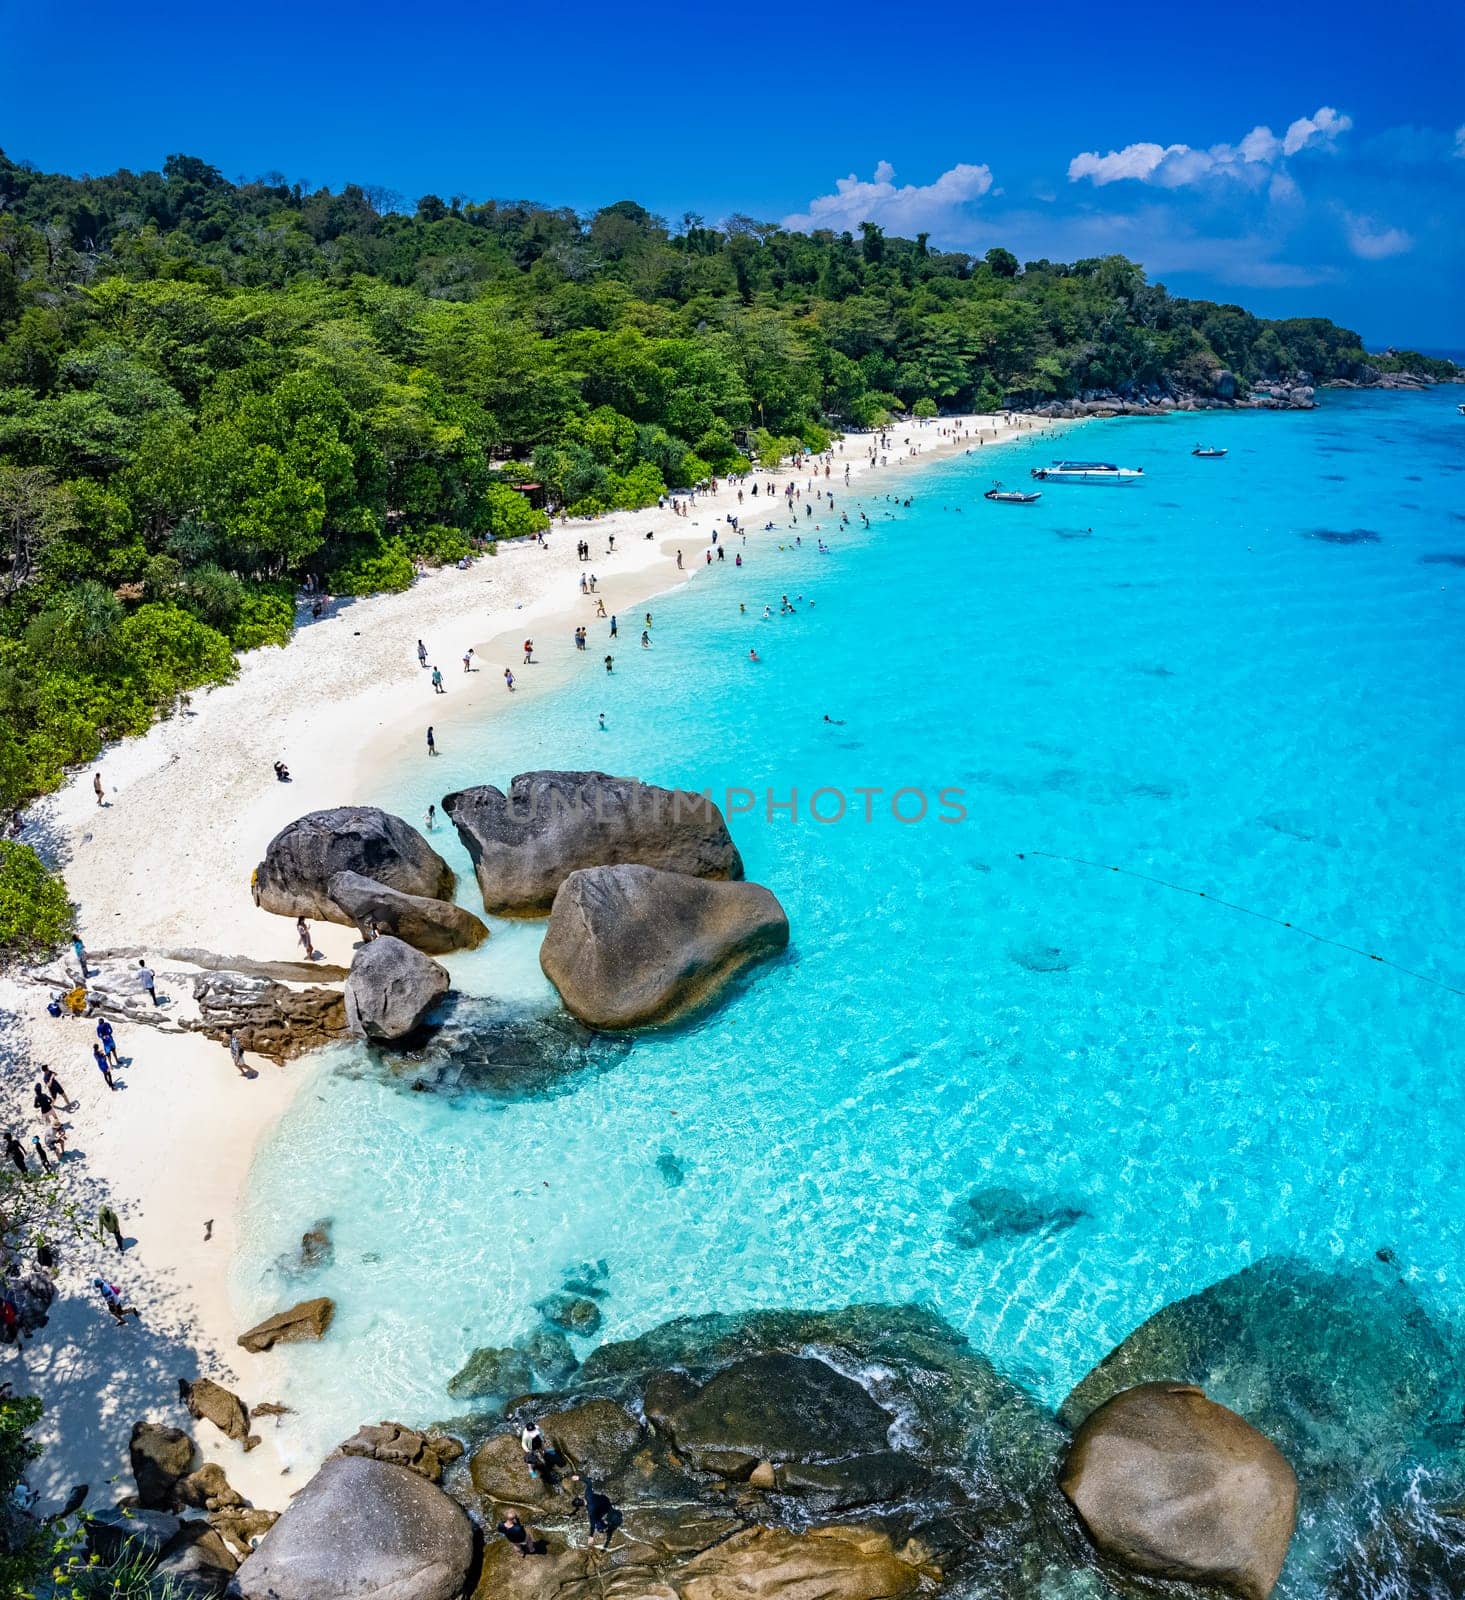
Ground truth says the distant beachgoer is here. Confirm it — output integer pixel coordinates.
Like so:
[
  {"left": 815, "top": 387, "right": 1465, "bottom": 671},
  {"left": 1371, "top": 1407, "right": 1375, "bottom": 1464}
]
[
  {"left": 34, "top": 1085, "right": 59, "bottom": 1131},
  {"left": 644, "top": 613, "right": 652, "bottom": 628},
  {"left": 523, "top": 639, "right": 534, "bottom": 664},
  {"left": 431, "top": 666, "right": 445, "bottom": 694},
  {"left": 137, "top": 961, "right": 161, "bottom": 1006},
  {"left": 598, "top": 713, "right": 606, "bottom": 731},
  {"left": 228, "top": 1031, "right": 248, "bottom": 1077},
  {"left": 504, "top": 668, "right": 515, "bottom": 691},
  {"left": 297, "top": 918, "right": 316, "bottom": 960},
  {"left": 425, "top": 803, "right": 436, "bottom": 830},
  {"left": 93, "top": 772, "right": 104, "bottom": 807},
  {"left": 463, "top": 649, "right": 474, "bottom": 672},
  {"left": 749, "top": 649, "right": 759, "bottom": 662},
  {"left": 641, "top": 631, "right": 650, "bottom": 648},
  {"left": 417, "top": 640, "right": 428, "bottom": 667},
  {"left": 609, "top": 616, "right": 618, "bottom": 637},
  {"left": 31, "top": 1136, "right": 51, "bottom": 1174},
  {"left": 595, "top": 598, "right": 607, "bottom": 618},
  {"left": 676, "top": 550, "right": 683, "bottom": 570},
  {"left": 98, "top": 1203, "right": 125, "bottom": 1252},
  {"left": 4, "top": 1134, "right": 26, "bottom": 1175},
  {"left": 97, "top": 1018, "right": 118, "bottom": 1064},
  {"left": 92, "top": 1042, "right": 116, "bottom": 1089},
  {"left": 604, "top": 655, "right": 614, "bottom": 673},
  {"left": 41, "top": 1066, "right": 71, "bottom": 1111},
  {"left": 520, "top": 1421, "right": 546, "bottom": 1468},
  {"left": 93, "top": 1277, "right": 141, "bottom": 1326},
  {"left": 427, "top": 726, "right": 437, "bottom": 757},
  {"left": 571, "top": 1476, "right": 617, "bottom": 1548},
  {"left": 72, "top": 936, "right": 88, "bottom": 976}
]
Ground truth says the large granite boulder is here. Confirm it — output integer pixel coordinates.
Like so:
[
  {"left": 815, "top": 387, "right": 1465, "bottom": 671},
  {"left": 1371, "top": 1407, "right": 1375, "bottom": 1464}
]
[
  {"left": 186, "top": 972, "right": 347, "bottom": 1061},
  {"left": 334, "top": 1421, "right": 463, "bottom": 1485},
  {"left": 228, "top": 1456, "right": 473, "bottom": 1600},
  {"left": 1059, "top": 1257, "right": 1464, "bottom": 1496},
  {"left": 345, "top": 936, "right": 450, "bottom": 1042},
  {"left": 443, "top": 770, "right": 744, "bottom": 915},
  {"left": 156, "top": 1521, "right": 239, "bottom": 1598},
  {"left": 653, "top": 1353, "right": 893, "bottom": 1474},
  {"left": 1060, "top": 1381, "right": 1296, "bottom": 1600},
  {"left": 676, "top": 1526, "right": 931, "bottom": 1600},
  {"left": 255, "top": 807, "right": 454, "bottom": 923},
  {"left": 328, "top": 870, "right": 488, "bottom": 955},
  {"left": 238, "top": 1296, "right": 334, "bottom": 1353},
  {"left": 540, "top": 863, "right": 788, "bottom": 1028},
  {"left": 130, "top": 1421, "right": 195, "bottom": 1509}
]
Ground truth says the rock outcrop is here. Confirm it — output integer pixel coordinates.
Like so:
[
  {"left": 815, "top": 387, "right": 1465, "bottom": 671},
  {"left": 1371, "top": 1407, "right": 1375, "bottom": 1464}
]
[
  {"left": 130, "top": 1421, "right": 196, "bottom": 1509},
  {"left": 254, "top": 807, "right": 454, "bottom": 923},
  {"left": 1060, "top": 1381, "right": 1297, "bottom": 1600},
  {"left": 539, "top": 863, "right": 788, "bottom": 1028},
  {"left": 238, "top": 1297, "right": 334, "bottom": 1353},
  {"left": 327, "top": 869, "right": 488, "bottom": 955},
  {"left": 179, "top": 1378, "right": 251, "bottom": 1443},
  {"left": 187, "top": 971, "right": 347, "bottom": 1060},
  {"left": 154, "top": 1521, "right": 239, "bottom": 1598},
  {"left": 344, "top": 936, "right": 450, "bottom": 1041},
  {"left": 443, "top": 770, "right": 744, "bottom": 915},
  {"left": 228, "top": 1456, "right": 474, "bottom": 1600},
  {"left": 333, "top": 1421, "right": 464, "bottom": 1485},
  {"left": 447, "top": 1345, "right": 535, "bottom": 1403}
]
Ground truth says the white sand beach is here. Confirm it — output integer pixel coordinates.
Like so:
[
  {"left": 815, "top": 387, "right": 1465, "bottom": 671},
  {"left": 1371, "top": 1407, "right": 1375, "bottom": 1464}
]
[{"left": 1, "top": 413, "right": 1064, "bottom": 1513}]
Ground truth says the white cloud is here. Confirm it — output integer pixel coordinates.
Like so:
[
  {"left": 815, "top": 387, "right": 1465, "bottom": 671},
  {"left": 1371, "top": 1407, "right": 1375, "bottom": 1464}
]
[
  {"left": 1068, "top": 105, "right": 1352, "bottom": 188},
  {"left": 1341, "top": 211, "right": 1414, "bottom": 259},
  {"left": 782, "top": 160, "right": 994, "bottom": 234},
  {"left": 1455, "top": 124, "right": 1465, "bottom": 158}
]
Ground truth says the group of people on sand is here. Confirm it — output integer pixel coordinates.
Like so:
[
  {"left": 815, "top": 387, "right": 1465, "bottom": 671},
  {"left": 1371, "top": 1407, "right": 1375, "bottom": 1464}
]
[{"left": 495, "top": 1419, "right": 620, "bottom": 1559}]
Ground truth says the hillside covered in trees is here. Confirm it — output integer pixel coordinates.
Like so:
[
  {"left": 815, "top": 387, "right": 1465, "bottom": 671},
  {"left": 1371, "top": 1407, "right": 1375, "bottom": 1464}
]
[{"left": 0, "top": 149, "right": 1449, "bottom": 922}]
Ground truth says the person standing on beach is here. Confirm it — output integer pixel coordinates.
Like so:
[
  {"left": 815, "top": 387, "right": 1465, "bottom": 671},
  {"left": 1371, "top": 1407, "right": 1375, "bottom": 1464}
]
[
  {"left": 523, "top": 639, "right": 534, "bottom": 664},
  {"left": 676, "top": 550, "right": 683, "bottom": 570},
  {"left": 93, "top": 1042, "right": 116, "bottom": 1089},
  {"left": 609, "top": 616, "right": 617, "bottom": 638},
  {"left": 33, "top": 1084, "right": 60, "bottom": 1133},
  {"left": 228, "top": 1031, "right": 249, "bottom": 1078},
  {"left": 427, "top": 726, "right": 438, "bottom": 757},
  {"left": 41, "top": 1065, "right": 72, "bottom": 1111},
  {"left": 98, "top": 1203, "right": 125, "bottom": 1253},
  {"left": 93, "top": 772, "right": 105, "bottom": 807},
  {"left": 4, "top": 1133, "right": 26, "bottom": 1175},
  {"left": 30, "top": 1136, "right": 51, "bottom": 1174},
  {"left": 137, "top": 960, "right": 162, "bottom": 1007},
  {"left": 463, "top": 648, "right": 474, "bottom": 673},
  {"left": 431, "top": 666, "right": 445, "bottom": 694},
  {"left": 297, "top": 917, "right": 316, "bottom": 960},
  {"left": 97, "top": 1017, "right": 118, "bottom": 1065},
  {"left": 503, "top": 667, "right": 515, "bottom": 691},
  {"left": 72, "top": 935, "right": 88, "bottom": 976},
  {"left": 417, "top": 640, "right": 428, "bottom": 667}
]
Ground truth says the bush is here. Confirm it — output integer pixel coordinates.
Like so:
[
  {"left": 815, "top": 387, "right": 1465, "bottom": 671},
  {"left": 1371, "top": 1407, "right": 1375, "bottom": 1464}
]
[
  {"left": 0, "top": 841, "right": 73, "bottom": 957},
  {"left": 800, "top": 422, "right": 832, "bottom": 453},
  {"left": 912, "top": 397, "right": 938, "bottom": 418},
  {"left": 328, "top": 537, "right": 416, "bottom": 595},
  {"left": 402, "top": 523, "right": 472, "bottom": 566},
  {"left": 115, "top": 605, "right": 236, "bottom": 706},
  {"left": 230, "top": 584, "right": 295, "bottom": 649},
  {"left": 481, "top": 483, "right": 549, "bottom": 540}
]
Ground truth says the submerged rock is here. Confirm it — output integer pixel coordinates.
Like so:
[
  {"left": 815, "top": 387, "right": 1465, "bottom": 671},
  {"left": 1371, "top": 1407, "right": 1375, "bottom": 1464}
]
[
  {"left": 345, "top": 936, "right": 450, "bottom": 1042},
  {"left": 446, "top": 1345, "right": 535, "bottom": 1403},
  {"left": 522, "top": 1327, "right": 579, "bottom": 1386},
  {"left": 656, "top": 1148, "right": 688, "bottom": 1187},
  {"left": 327, "top": 869, "right": 488, "bottom": 954},
  {"left": 254, "top": 805, "right": 455, "bottom": 922},
  {"left": 948, "top": 1186, "right": 1087, "bottom": 1246},
  {"left": 229, "top": 1456, "right": 473, "bottom": 1600},
  {"left": 538, "top": 1293, "right": 602, "bottom": 1336},
  {"left": 238, "top": 1296, "right": 334, "bottom": 1353},
  {"left": 1060, "top": 1381, "right": 1297, "bottom": 1600},
  {"left": 540, "top": 863, "right": 789, "bottom": 1029},
  {"left": 442, "top": 769, "right": 744, "bottom": 915}
]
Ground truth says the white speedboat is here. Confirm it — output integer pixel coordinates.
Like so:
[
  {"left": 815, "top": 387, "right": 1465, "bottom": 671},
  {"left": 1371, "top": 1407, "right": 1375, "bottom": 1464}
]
[
  {"left": 1192, "top": 445, "right": 1227, "bottom": 458},
  {"left": 1030, "top": 460, "right": 1144, "bottom": 485},
  {"left": 984, "top": 482, "right": 1042, "bottom": 503}
]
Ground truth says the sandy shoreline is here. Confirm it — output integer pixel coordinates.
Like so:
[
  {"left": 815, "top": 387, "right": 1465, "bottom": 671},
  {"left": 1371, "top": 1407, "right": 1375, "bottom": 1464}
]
[{"left": 1, "top": 412, "right": 1068, "bottom": 1512}]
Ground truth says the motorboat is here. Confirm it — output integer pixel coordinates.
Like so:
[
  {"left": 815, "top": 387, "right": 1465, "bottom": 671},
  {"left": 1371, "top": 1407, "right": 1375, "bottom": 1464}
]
[
  {"left": 984, "top": 482, "right": 1042, "bottom": 503},
  {"left": 1192, "top": 445, "right": 1227, "bottom": 458},
  {"left": 1030, "top": 460, "right": 1143, "bottom": 485}
]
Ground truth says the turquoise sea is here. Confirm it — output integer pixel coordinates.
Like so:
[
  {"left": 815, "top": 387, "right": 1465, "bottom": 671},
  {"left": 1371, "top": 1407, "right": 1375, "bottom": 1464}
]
[{"left": 236, "top": 391, "right": 1465, "bottom": 1590}]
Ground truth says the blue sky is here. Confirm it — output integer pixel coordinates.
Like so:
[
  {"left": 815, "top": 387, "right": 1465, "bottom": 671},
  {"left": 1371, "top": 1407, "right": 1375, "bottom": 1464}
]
[{"left": 3, "top": 0, "right": 1462, "bottom": 345}]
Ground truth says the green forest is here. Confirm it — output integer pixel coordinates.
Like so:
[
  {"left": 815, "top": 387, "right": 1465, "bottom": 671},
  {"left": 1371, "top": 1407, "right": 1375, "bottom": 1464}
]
[{"left": 0, "top": 149, "right": 1451, "bottom": 947}]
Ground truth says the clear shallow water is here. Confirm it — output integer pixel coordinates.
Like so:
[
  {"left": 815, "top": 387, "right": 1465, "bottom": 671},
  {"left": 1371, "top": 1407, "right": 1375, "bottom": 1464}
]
[{"left": 237, "top": 393, "right": 1465, "bottom": 1519}]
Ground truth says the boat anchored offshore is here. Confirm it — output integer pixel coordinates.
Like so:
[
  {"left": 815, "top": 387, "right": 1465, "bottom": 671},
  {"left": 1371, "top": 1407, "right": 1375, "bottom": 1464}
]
[
  {"left": 983, "top": 482, "right": 1042, "bottom": 503},
  {"left": 1030, "top": 460, "right": 1143, "bottom": 485},
  {"left": 1192, "top": 445, "right": 1227, "bottom": 458}
]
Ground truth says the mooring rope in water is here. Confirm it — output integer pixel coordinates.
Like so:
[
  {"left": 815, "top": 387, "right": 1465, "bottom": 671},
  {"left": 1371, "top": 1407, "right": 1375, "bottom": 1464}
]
[{"left": 1016, "top": 850, "right": 1465, "bottom": 999}]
